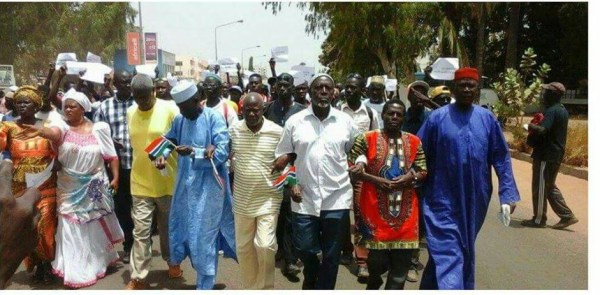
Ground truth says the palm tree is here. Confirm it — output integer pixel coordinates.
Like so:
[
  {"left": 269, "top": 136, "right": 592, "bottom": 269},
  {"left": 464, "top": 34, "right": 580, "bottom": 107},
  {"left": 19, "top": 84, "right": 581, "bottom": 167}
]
[
  {"left": 472, "top": 3, "right": 497, "bottom": 76},
  {"left": 505, "top": 2, "right": 521, "bottom": 69}
]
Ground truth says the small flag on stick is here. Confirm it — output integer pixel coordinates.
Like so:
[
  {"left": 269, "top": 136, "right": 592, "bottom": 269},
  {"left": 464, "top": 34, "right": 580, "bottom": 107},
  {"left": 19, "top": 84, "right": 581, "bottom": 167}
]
[
  {"left": 145, "top": 136, "right": 176, "bottom": 159},
  {"left": 210, "top": 158, "right": 225, "bottom": 192},
  {"left": 271, "top": 166, "right": 297, "bottom": 191}
]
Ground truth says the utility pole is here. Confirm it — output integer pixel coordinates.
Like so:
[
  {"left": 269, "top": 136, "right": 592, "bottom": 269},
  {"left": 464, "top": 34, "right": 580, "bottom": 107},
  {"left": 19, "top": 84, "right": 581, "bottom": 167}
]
[{"left": 138, "top": 1, "right": 145, "bottom": 64}]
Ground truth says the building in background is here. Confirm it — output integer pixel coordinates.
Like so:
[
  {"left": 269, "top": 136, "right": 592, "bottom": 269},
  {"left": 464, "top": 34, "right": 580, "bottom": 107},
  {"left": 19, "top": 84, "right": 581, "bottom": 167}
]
[
  {"left": 175, "top": 55, "right": 208, "bottom": 82},
  {"left": 156, "top": 49, "right": 176, "bottom": 78},
  {"left": 113, "top": 48, "right": 176, "bottom": 79}
]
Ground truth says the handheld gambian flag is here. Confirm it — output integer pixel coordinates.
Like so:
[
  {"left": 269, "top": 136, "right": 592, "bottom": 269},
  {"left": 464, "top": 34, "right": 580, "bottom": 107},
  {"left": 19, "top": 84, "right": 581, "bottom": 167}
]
[
  {"left": 210, "top": 158, "right": 225, "bottom": 192},
  {"left": 144, "top": 136, "right": 175, "bottom": 159},
  {"left": 271, "top": 166, "right": 297, "bottom": 191}
]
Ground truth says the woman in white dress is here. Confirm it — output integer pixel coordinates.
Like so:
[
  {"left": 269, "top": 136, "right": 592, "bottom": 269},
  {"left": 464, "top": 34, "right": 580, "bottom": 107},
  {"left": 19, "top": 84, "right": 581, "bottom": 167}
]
[{"left": 32, "top": 89, "right": 124, "bottom": 288}]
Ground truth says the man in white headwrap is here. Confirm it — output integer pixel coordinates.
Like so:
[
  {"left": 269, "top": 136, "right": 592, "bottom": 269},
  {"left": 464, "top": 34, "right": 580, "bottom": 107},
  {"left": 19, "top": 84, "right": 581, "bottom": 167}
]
[
  {"left": 272, "top": 73, "right": 360, "bottom": 289},
  {"left": 157, "top": 80, "right": 237, "bottom": 290}
]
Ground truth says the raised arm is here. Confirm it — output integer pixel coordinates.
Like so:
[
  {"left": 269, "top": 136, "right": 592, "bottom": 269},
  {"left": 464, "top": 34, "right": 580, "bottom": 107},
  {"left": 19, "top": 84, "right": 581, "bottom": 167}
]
[
  {"left": 48, "top": 66, "right": 67, "bottom": 110},
  {"left": 269, "top": 58, "right": 277, "bottom": 78}
]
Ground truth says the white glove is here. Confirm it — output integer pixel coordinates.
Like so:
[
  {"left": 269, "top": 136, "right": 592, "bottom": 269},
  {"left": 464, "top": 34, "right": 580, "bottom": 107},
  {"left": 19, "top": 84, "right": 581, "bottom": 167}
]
[{"left": 498, "top": 204, "right": 511, "bottom": 227}]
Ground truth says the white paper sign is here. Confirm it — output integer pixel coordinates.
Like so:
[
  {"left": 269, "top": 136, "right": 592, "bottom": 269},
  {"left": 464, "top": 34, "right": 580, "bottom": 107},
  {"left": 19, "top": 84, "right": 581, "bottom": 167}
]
[
  {"left": 430, "top": 57, "right": 459, "bottom": 80},
  {"left": 86, "top": 52, "right": 102, "bottom": 63},
  {"left": 64, "top": 61, "right": 90, "bottom": 75},
  {"left": 135, "top": 64, "right": 158, "bottom": 79},
  {"left": 218, "top": 57, "right": 239, "bottom": 74},
  {"left": 290, "top": 65, "right": 314, "bottom": 85},
  {"left": 55, "top": 53, "right": 77, "bottom": 69},
  {"left": 289, "top": 70, "right": 303, "bottom": 86},
  {"left": 81, "top": 63, "right": 113, "bottom": 84},
  {"left": 271, "top": 46, "right": 289, "bottom": 63},
  {"left": 385, "top": 79, "right": 398, "bottom": 92},
  {"left": 0, "top": 65, "right": 16, "bottom": 88}
]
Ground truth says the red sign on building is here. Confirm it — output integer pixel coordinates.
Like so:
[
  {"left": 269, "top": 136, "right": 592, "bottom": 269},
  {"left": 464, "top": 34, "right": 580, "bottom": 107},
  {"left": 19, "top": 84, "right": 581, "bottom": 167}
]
[{"left": 127, "top": 32, "right": 141, "bottom": 65}]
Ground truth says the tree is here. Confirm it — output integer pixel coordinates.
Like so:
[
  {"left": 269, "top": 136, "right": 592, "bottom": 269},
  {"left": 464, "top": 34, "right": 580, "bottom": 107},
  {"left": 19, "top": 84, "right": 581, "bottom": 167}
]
[
  {"left": 0, "top": 2, "right": 136, "bottom": 85},
  {"left": 264, "top": 2, "right": 439, "bottom": 82},
  {"left": 504, "top": 3, "right": 521, "bottom": 70},
  {"left": 262, "top": 2, "right": 586, "bottom": 89},
  {"left": 493, "top": 48, "right": 551, "bottom": 126},
  {"left": 248, "top": 56, "right": 254, "bottom": 72}
]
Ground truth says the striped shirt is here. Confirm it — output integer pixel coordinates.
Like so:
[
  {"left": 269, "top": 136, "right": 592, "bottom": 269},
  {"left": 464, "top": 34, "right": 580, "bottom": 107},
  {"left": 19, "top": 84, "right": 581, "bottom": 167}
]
[
  {"left": 229, "top": 118, "right": 283, "bottom": 217},
  {"left": 94, "top": 95, "right": 136, "bottom": 169}
]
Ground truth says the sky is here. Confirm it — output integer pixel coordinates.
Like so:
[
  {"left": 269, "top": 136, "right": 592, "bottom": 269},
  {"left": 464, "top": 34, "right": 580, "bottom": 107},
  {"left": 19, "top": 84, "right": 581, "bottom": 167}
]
[{"left": 132, "top": 1, "right": 327, "bottom": 73}]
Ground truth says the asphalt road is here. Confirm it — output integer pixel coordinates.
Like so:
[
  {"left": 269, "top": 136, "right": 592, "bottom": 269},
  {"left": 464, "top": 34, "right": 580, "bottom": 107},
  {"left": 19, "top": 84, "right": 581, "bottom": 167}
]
[{"left": 5, "top": 157, "right": 588, "bottom": 290}]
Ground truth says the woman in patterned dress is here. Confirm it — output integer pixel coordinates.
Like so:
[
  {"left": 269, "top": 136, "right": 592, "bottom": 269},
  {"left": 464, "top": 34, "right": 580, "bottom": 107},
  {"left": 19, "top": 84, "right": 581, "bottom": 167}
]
[{"left": 0, "top": 86, "right": 58, "bottom": 284}]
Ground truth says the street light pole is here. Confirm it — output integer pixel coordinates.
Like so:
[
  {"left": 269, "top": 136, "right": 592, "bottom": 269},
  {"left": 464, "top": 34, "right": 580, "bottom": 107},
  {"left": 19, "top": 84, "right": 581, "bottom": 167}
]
[
  {"left": 214, "top": 19, "right": 244, "bottom": 62},
  {"left": 241, "top": 45, "right": 261, "bottom": 73}
]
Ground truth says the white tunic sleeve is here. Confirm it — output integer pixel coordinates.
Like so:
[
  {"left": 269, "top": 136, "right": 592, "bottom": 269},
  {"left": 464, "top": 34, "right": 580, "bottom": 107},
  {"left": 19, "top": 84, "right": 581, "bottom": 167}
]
[{"left": 93, "top": 122, "right": 118, "bottom": 161}]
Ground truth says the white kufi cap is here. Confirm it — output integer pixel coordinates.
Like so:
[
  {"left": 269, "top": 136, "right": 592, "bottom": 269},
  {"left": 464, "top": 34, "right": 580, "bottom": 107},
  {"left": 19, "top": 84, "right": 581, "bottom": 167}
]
[{"left": 170, "top": 80, "right": 198, "bottom": 104}]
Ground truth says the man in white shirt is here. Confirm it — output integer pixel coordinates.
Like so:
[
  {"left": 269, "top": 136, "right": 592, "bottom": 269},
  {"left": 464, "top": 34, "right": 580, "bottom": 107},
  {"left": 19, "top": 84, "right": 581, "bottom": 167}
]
[
  {"left": 363, "top": 76, "right": 387, "bottom": 128},
  {"left": 229, "top": 93, "right": 283, "bottom": 289},
  {"left": 273, "top": 74, "right": 360, "bottom": 290}
]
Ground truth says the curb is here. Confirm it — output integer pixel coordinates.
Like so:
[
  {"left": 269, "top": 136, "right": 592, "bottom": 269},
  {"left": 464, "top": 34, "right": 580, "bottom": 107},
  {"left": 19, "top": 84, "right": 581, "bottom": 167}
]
[{"left": 509, "top": 149, "right": 588, "bottom": 180}]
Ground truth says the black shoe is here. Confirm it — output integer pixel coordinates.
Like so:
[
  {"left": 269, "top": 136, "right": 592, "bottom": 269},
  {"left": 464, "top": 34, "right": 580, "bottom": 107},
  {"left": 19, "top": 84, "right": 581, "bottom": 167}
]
[
  {"left": 551, "top": 217, "right": 579, "bottom": 230},
  {"left": 283, "top": 263, "right": 301, "bottom": 276},
  {"left": 339, "top": 252, "right": 353, "bottom": 266},
  {"left": 520, "top": 219, "right": 546, "bottom": 228},
  {"left": 122, "top": 251, "right": 131, "bottom": 264}
]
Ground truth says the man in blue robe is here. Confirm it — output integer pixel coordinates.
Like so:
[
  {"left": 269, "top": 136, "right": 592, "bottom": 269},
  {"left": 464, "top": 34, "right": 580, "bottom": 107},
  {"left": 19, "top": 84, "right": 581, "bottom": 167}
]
[
  {"left": 417, "top": 68, "right": 520, "bottom": 290},
  {"left": 157, "top": 80, "right": 236, "bottom": 290}
]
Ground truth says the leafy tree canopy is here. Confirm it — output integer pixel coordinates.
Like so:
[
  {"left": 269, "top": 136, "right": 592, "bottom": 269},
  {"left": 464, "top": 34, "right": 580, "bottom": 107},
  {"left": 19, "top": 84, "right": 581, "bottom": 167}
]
[{"left": 0, "top": 2, "right": 136, "bottom": 84}]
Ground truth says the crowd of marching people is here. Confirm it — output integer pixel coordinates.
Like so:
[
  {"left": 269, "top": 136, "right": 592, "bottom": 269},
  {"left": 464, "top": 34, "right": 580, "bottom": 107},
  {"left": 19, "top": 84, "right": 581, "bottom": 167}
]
[{"left": 0, "top": 58, "right": 578, "bottom": 290}]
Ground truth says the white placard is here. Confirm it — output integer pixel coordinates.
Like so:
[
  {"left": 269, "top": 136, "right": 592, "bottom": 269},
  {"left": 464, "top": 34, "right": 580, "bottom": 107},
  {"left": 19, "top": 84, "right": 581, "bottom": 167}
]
[
  {"left": 81, "top": 63, "right": 113, "bottom": 84},
  {"left": 218, "top": 57, "right": 239, "bottom": 74},
  {"left": 55, "top": 53, "right": 77, "bottom": 69},
  {"left": 289, "top": 70, "right": 303, "bottom": 86},
  {"left": 0, "top": 65, "right": 16, "bottom": 88},
  {"left": 430, "top": 57, "right": 459, "bottom": 80},
  {"left": 64, "top": 61, "right": 90, "bottom": 75},
  {"left": 208, "top": 60, "right": 219, "bottom": 67},
  {"left": 135, "top": 64, "right": 158, "bottom": 79},
  {"left": 385, "top": 79, "right": 398, "bottom": 92},
  {"left": 86, "top": 52, "right": 102, "bottom": 63},
  {"left": 290, "top": 65, "right": 314, "bottom": 85},
  {"left": 271, "top": 46, "right": 289, "bottom": 63}
]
